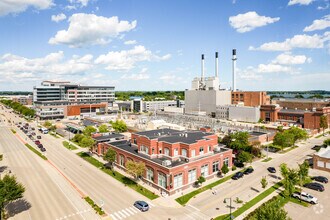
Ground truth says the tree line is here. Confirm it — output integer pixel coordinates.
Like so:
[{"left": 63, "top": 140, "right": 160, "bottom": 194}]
[{"left": 0, "top": 100, "right": 35, "bottom": 118}]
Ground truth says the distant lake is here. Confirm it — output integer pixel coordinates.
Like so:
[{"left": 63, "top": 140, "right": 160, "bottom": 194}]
[{"left": 269, "top": 92, "right": 330, "bottom": 98}]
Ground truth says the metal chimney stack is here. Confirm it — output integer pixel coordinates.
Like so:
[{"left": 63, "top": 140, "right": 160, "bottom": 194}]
[
  {"left": 215, "top": 52, "right": 219, "bottom": 78},
  {"left": 232, "top": 49, "right": 237, "bottom": 91},
  {"left": 201, "top": 54, "right": 205, "bottom": 82}
]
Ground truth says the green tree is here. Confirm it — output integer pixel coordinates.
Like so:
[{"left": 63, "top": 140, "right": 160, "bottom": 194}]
[
  {"left": 320, "top": 115, "right": 328, "bottom": 135},
  {"left": 280, "top": 163, "right": 298, "bottom": 197},
  {"left": 197, "top": 176, "right": 206, "bottom": 185},
  {"left": 43, "top": 121, "right": 52, "bottom": 128},
  {"left": 237, "top": 151, "right": 253, "bottom": 163},
  {"left": 261, "top": 176, "right": 268, "bottom": 189},
  {"left": 125, "top": 160, "right": 146, "bottom": 179},
  {"left": 103, "top": 148, "right": 117, "bottom": 169},
  {"left": 294, "top": 94, "right": 304, "bottom": 99},
  {"left": 229, "top": 132, "right": 250, "bottom": 150},
  {"left": 98, "top": 124, "right": 109, "bottom": 133},
  {"left": 72, "top": 133, "right": 84, "bottom": 143},
  {"left": 83, "top": 126, "right": 97, "bottom": 137},
  {"left": 277, "top": 126, "right": 284, "bottom": 132},
  {"left": 288, "top": 127, "right": 308, "bottom": 144},
  {"left": 221, "top": 135, "right": 231, "bottom": 146},
  {"left": 221, "top": 164, "right": 229, "bottom": 175},
  {"left": 110, "top": 120, "right": 128, "bottom": 132},
  {"left": 80, "top": 137, "right": 95, "bottom": 150},
  {"left": 297, "top": 161, "right": 309, "bottom": 183},
  {"left": 324, "top": 138, "right": 330, "bottom": 146},
  {"left": 273, "top": 132, "right": 294, "bottom": 151},
  {"left": 0, "top": 175, "right": 25, "bottom": 218},
  {"left": 251, "top": 199, "right": 291, "bottom": 220}
]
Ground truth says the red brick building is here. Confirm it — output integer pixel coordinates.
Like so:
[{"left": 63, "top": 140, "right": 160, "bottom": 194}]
[
  {"left": 231, "top": 91, "right": 270, "bottom": 107},
  {"left": 313, "top": 148, "right": 330, "bottom": 172},
  {"left": 97, "top": 128, "right": 233, "bottom": 195}
]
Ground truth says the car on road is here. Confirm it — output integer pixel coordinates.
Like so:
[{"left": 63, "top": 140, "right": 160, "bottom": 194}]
[
  {"left": 292, "top": 192, "right": 318, "bottom": 204},
  {"left": 37, "top": 135, "right": 41, "bottom": 139},
  {"left": 267, "top": 167, "right": 276, "bottom": 173},
  {"left": 303, "top": 182, "right": 325, "bottom": 192},
  {"left": 243, "top": 167, "right": 254, "bottom": 175},
  {"left": 232, "top": 172, "right": 244, "bottom": 180},
  {"left": 31, "top": 132, "right": 36, "bottom": 136},
  {"left": 134, "top": 201, "right": 149, "bottom": 212},
  {"left": 31, "top": 127, "right": 35, "bottom": 130},
  {"left": 34, "top": 140, "right": 40, "bottom": 145},
  {"left": 38, "top": 144, "right": 43, "bottom": 149},
  {"left": 311, "top": 176, "right": 328, "bottom": 184},
  {"left": 40, "top": 148, "right": 46, "bottom": 152}
]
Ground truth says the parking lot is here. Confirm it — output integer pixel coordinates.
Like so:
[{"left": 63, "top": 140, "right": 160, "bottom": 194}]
[{"left": 285, "top": 169, "right": 330, "bottom": 220}]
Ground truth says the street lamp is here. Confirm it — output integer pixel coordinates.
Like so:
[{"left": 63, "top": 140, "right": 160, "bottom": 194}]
[{"left": 223, "top": 197, "right": 234, "bottom": 219}]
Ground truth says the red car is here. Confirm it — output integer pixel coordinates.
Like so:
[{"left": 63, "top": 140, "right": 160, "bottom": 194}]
[{"left": 34, "top": 140, "right": 40, "bottom": 145}]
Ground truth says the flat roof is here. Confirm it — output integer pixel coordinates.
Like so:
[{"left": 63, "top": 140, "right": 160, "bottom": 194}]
[
  {"left": 135, "top": 128, "right": 214, "bottom": 144},
  {"left": 317, "top": 147, "right": 330, "bottom": 159},
  {"left": 93, "top": 133, "right": 124, "bottom": 142},
  {"left": 279, "top": 109, "right": 307, "bottom": 114},
  {"left": 109, "top": 140, "right": 230, "bottom": 168}
]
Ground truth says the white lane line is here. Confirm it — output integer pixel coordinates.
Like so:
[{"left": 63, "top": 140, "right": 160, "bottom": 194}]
[
  {"left": 187, "top": 204, "right": 200, "bottom": 211},
  {"left": 118, "top": 210, "right": 127, "bottom": 218},
  {"left": 110, "top": 214, "right": 118, "bottom": 220},
  {"left": 132, "top": 206, "right": 141, "bottom": 212},
  {"left": 147, "top": 201, "right": 155, "bottom": 207},
  {"left": 125, "top": 208, "right": 134, "bottom": 215},
  {"left": 129, "top": 207, "right": 139, "bottom": 213},
  {"left": 114, "top": 212, "right": 122, "bottom": 220},
  {"left": 121, "top": 209, "right": 130, "bottom": 217}
]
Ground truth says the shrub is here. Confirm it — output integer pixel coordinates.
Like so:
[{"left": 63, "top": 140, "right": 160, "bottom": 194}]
[{"left": 232, "top": 165, "right": 237, "bottom": 171}]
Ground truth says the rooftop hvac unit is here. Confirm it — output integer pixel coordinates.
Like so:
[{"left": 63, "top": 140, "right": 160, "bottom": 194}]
[
  {"left": 213, "top": 146, "right": 221, "bottom": 152},
  {"left": 162, "top": 160, "right": 172, "bottom": 166}
]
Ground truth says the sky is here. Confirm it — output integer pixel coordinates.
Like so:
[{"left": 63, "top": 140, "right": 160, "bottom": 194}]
[{"left": 0, "top": 0, "right": 329, "bottom": 91}]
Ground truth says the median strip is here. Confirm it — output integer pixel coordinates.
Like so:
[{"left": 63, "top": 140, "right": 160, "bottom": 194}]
[
  {"left": 25, "top": 143, "right": 47, "bottom": 160},
  {"left": 84, "top": 196, "right": 106, "bottom": 216},
  {"left": 77, "top": 152, "right": 159, "bottom": 200},
  {"left": 62, "top": 141, "right": 78, "bottom": 150}
]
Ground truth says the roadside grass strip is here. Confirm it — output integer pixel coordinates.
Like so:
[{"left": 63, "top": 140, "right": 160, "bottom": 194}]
[
  {"left": 280, "top": 146, "right": 298, "bottom": 154},
  {"left": 77, "top": 152, "right": 159, "bottom": 200},
  {"left": 11, "top": 129, "right": 16, "bottom": 134},
  {"left": 62, "top": 141, "right": 78, "bottom": 150},
  {"left": 25, "top": 143, "right": 47, "bottom": 160},
  {"left": 261, "top": 157, "right": 272, "bottom": 162},
  {"left": 84, "top": 196, "right": 105, "bottom": 216},
  {"left": 176, "top": 167, "right": 250, "bottom": 206}
]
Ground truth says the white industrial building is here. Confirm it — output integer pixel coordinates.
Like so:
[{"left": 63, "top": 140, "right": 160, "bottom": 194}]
[
  {"left": 228, "top": 105, "right": 260, "bottom": 123},
  {"left": 185, "top": 52, "right": 232, "bottom": 116}
]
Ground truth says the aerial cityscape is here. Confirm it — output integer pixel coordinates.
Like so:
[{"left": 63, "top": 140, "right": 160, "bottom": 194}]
[{"left": 0, "top": 0, "right": 329, "bottom": 220}]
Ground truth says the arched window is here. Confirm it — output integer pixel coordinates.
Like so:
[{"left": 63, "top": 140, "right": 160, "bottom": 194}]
[
  {"left": 164, "top": 148, "right": 170, "bottom": 156},
  {"left": 147, "top": 167, "right": 154, "bottom": 182},
  {"left": 158, "top": 172, "right": 167, "bottom": 188}
]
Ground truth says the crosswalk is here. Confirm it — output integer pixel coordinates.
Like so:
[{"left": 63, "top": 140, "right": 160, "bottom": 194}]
[{"left": 110, "top": 202, "right": 155, "bottom": 220}]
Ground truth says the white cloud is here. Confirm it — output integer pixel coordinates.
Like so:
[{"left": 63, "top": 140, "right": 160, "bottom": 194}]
[
  {"left": 0, "top": 0, "right": 54, "bottom": 16},
  {"left": 252, "top": 32, "right": 329, "bottom": 51},
  {"left": 0, "top": 51, "right": 94, "bottom": 84},
  {"left": 317, "top": 1, "right": 329, "bottom": 10},
  {"left": 304, "top": 15, "right": 330, "bottom": 32},
  {"left": 51, "top": 13, "right": 66, "bottom": 22},
  {"left": 272, "top": 52, "right": 312, "bottom": 65},
  {"left": 288, "top": 0, "right": 313, "bottom": 6},
  {"left": 67, "top": 0, "right": 89, "bottom": 8},
  {"left": 229, "top": 11, "right": 280, "bottom": 33},
  {"left": 49, "top": 13, "right": 137, "bottom": 47},
  {"left": 257, "top": 63, "right": 292, "bottom": 73},
  {"left": 124, "top": 40, "right": 137, "bottom": 45},
  {"left": 95, "top": 45, "right": 171, "bottom": 71},
  {"left": 121, "top": 73, "right": 150, "bottom": 80}
]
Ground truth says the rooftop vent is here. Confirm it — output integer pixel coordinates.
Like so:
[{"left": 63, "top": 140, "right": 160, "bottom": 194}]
[{"left": 162, "top": 160, "right": 172, "bottom": 167}]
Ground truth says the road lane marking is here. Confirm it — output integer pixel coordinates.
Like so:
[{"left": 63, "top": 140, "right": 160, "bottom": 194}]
[
  {"left": 187, "top": 204, "right": 200, "bottom": 211},
  {"left": 125, "top": 208, "right": 134, "bottom": 215},
  {"left": 147, "top": 201, "right": 155, "bottom": 207},
  {"left": 110, "top": 214, "right": 118, "bottom": 220},
  {"left": 129, "top": 206, "right": 139, "bottom": 213},
  {"left": 121, "top": 209, "right": 130, "bottom": 217},
  {"left": 114, "top": 212, "right": 122, "bottom": 220},
  {"left": 118, "top": 210, "right": 127, "bottom": 218}
]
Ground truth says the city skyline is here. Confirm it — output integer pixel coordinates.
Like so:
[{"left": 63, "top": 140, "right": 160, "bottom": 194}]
[{"left": 0, "top": 0, "right": 329, "bottom": 91}]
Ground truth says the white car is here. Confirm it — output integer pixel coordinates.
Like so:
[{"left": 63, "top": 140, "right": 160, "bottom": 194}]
[{"left": 292, "top": 192, "right": 318, "bottom": 204}]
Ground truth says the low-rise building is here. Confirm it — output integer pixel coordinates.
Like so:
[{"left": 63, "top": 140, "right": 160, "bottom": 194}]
[
  {"left": 12, "top": 95, "right": 33, "bottom": 106},
  {"left": 313, "top": 147, "right": 330, "bottom": 172},
  {"left": 97, "top": 128, "right": 233, "bottom": 195},
  {"left": 231, "top": 91, "right": 270, "bottom": 107}
]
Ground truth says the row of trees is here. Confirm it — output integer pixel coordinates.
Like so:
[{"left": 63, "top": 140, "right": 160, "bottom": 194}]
[
  {"left": 115, "top": 91, "right": 184, "bottom": 101},
  {"left": 109, "top": 120, "right": 127, "bottom": 132},
  {"left": 0, "top": 100, "right": 35, "bottom": 118},
  {"left": 273, "top": 127, "right": 308, "bottom": 151}
]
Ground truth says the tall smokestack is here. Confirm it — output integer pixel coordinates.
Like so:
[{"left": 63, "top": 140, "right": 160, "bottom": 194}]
[
  {"left": 201, "top": 54, "right": 205, "bottom": 82},
  {"left": 215, "top": 52, "right": 219, "bottom": 78},
  {"left": 232, "top": 49, "right": 237, "bottom": 91}
]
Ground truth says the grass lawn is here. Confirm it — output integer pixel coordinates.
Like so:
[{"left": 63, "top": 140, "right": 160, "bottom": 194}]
[
  {"left": 280, "top": 146, "right": 298, "bottom": 154},
  {"left": 175, "top": 167, "right": 250, "bottom": 206},
  {"left": 62, "top": 141, "right": 78, "bottom": 150},
  {"left": 77, "top": 152, "right": 159, "bottom": 200},
  {"left": 25, "top": 143, "right": 47, "bottom": 160},
  {"left": 261, "top": 157, "right": 272, "bottom": 162}
]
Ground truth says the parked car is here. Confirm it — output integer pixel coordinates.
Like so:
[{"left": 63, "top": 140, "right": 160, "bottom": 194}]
[
  {"left": 267, "top": 167, "right": 276, "bottom": 173},
  {"left": 40, "top": 148, "right": 46, "bottom": 152},
  {"left": 34, "top": 140, "right": 40, "bottom": 145},
  {"left": 243, "top": 167, "right": 254, "bottom": 175},
  {"left": 234, "top": 161, "right": 245, "bottom": 168},
  {"left": 31, "top": 127, "right": 35, "bottom": 130},
  {"left": 37, "top": 135, "right": 41, "bottom": 139},
  {"left": 38, "top": 144, "right": 43, "bottom": 149},
  {"left": 292, "top": 192, "right": 318, "bottom": 204},
  {"left": 31, "top": 132, "right": 36, "bottom": 136},
  {"left": 232, "top": 172, "right": 244, "bottom": 180},
  {"left": 311, "top": 176, "right": 328, "bottom": 184},
  {"left": 134, "top": 201, "right": 149, "bottom": 212},
  {"left": 303, "top": 182, "right": 325, "bottom": 192}
]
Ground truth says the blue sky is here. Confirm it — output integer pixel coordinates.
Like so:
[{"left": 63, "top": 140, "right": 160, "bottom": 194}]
[{"left": 0, "top": 0, "right": 329, "bottom": 91}]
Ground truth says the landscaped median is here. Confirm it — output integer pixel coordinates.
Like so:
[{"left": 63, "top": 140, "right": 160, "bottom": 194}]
[
  {"left": 175, "top": 167, "right": 250, "bottom": 206},
  {"left": 261, "top": 157, "right": 272, "bottom": 162},
  {"left": 77, "top": 152, "right": 159, "bottom": 200},
  {"left": 84, "top": 196, "right": 105, "bottom": 216},
  {"left": 62, "top": 141, "right": 78, "bottom": 150},
  {"left": 25, "top": 143, "right": 47, "bottom": 160}
]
